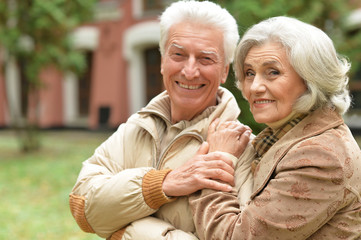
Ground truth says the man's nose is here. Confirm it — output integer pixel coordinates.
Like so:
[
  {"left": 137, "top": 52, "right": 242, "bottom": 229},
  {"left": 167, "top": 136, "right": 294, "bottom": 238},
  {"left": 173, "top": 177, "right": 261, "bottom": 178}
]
[{"left": 181, "top": 57, "right": 200, "bottom": 80}]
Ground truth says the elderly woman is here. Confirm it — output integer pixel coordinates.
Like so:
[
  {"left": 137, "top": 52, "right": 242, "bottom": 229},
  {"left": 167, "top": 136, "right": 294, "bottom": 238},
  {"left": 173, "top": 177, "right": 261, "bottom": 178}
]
[{"left": 189, "top": 16, "right": 361, "bottom": 239}]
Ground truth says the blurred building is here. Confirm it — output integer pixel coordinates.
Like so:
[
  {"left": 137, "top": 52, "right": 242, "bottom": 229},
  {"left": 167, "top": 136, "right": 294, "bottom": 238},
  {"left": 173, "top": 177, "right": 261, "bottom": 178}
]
[
  {"left": 0, "top": 0, "right": 173, "bottom": 129},
  {"left": 0, "top": 0, "right": 361, "bottom": 130}
]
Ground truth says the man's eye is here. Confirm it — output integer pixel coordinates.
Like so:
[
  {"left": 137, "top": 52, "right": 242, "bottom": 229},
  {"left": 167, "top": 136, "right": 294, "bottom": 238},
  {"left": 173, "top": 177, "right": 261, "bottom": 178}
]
[
  {"left": 170, "top": 52, "right": 184, "bottom": 61},
  {"left": 200, "top": 57, "right": 215, "bottom": 65}
]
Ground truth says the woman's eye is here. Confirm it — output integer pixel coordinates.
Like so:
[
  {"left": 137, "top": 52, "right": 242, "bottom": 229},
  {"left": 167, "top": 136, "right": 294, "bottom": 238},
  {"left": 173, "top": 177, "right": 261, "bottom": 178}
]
[
  {"left": 245, "top": 70, "right": 254, "bottom": 77},
  {"left": 269, "top": 69, "right": 280, "bottom": 75}
]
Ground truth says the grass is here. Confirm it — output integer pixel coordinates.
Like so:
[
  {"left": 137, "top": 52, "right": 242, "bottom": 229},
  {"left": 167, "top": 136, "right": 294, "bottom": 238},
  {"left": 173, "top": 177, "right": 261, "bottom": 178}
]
[
  {"left": 0, "top": 129, "right": 360, "bottom": 240},
  {"left": 0, "top": 129, "right": 112, "bottom": 240}
]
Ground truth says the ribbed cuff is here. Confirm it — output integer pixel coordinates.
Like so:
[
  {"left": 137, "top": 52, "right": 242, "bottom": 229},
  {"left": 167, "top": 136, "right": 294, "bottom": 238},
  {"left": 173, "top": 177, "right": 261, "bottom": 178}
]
[
  {"left": 142, "top": 169, "right": 176, "bottom": 209},
  {"left": 106, "top": 227, "right": 126, "bottom": 240}
]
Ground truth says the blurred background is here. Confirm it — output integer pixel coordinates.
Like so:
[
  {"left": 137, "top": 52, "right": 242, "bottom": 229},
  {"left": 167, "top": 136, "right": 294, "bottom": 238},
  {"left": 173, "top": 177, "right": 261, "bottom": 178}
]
[{"left": 0, "top": 0, "right": 360, "bottom": 239}]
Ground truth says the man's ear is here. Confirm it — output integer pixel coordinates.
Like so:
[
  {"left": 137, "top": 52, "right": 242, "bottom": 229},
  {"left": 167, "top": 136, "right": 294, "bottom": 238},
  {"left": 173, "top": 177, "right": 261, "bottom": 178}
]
[
  {"left": 221, "top": 64, "right": 230, "bottom": 84},
  {"left": 160, "top": 57, "right": 164, "bottom": 75}
]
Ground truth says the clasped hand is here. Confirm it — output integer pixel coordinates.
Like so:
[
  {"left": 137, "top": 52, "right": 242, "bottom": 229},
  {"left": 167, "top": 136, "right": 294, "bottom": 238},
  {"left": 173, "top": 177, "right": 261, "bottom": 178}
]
[{"left": 162, "top": 119, "right": 251, "bottom": 197}]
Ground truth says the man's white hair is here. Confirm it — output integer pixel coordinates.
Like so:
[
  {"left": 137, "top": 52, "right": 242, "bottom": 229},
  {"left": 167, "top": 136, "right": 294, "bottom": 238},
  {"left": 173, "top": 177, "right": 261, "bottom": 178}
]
[{"left": 159, "top": 0, "right": 239, "bottom": 65}]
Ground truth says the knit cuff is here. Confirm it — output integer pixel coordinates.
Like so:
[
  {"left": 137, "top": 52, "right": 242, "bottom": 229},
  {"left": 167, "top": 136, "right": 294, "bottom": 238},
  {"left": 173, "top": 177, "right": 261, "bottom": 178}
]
[
  {"left": 142, "top": 169, "right": 176, "bottom": 209},
  {"left": 106, "top": 227, "right": 127, "bottom": 240}
]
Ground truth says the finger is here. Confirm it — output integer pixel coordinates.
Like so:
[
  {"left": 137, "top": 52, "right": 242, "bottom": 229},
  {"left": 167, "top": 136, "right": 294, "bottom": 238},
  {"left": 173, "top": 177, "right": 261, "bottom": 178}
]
[
  {"left": 217, "top": 121, "right": 233, "bottom": 131},
  {"left": 218, "top": 121, "right": 245, "bottom": 131},
  {"left": 201, "top": 167, "right": 234, "bottom": 185},
  {"left": 204, "top": 152, "right": 234, "bottom": 168},
  {"left": 208, "top": 118, "right": 220, "bottom": 136},
  {"left": 205, "top": 159, "right": 235, "bottom": 176},
  {"left": 200, "top": 178, "right": 233, "bottom": 192},
  {"left": 197, "top": 142, "right": 209, "bottom": 155},
  {"left": 232, "top": 124, "right": 249, "bottom": 135},
  {"left": 195, "top": 167, "right": 234, "bottom": 187},
  {"left": 237, "top": 130, "right": 252, "bottom": 147},
  {"left": 227, "top": 121, "right": 244, "bottom": 129}
]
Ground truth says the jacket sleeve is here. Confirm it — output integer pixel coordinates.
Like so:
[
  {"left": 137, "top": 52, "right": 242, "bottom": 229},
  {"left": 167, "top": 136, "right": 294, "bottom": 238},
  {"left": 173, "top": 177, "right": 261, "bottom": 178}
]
[
  {"left": 117, "top": 147, "right": 255, "bottom": 240},
  {"left": 234, "top": 141, "right": 255, "bottom": 209},
  {"left": 189, "top": 141, "right": 347, "bottom": 240},
  {"left": 69, "top": 124, "right": 174, "bottom": 238},
  {"left": 117, "top": 216, "right": 198, "bottom": 240}
]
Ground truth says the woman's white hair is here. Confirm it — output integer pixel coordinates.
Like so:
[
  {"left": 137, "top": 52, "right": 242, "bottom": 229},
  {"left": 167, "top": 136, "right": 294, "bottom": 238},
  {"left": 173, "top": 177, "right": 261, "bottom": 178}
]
[
  {"left": 159, "top": 0, "right": 239, "bottom": 65},
  {"left": 234, "top": 16, "right": 351, "bottom": 115}
]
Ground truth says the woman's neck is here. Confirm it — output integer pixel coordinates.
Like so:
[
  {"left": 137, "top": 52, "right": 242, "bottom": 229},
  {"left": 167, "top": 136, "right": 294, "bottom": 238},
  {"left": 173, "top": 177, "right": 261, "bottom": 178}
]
[{"left": 267, "top": 111, "right": 300, "bottom": 130}]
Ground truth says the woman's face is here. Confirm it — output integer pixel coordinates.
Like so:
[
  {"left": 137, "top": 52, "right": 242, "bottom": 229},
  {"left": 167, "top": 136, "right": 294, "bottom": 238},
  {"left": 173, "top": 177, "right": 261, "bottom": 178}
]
[{"left": 242, "top": 42, "right": 307, "bottom": 125}]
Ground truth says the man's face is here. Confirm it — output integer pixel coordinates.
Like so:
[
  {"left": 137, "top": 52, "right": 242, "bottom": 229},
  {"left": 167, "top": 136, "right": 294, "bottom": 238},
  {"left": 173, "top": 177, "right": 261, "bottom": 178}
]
[{"left": 161, "top": 21, "right": 229, "bottom": 123}]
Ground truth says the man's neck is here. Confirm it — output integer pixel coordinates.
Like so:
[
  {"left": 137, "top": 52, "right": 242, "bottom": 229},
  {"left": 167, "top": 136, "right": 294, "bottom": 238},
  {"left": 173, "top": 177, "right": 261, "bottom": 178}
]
[
  {"left": 170, "top": 99, "right": 218, "bottom": 124},
  {"left": 171, "top": 109, "right": 197, "bottom": 124}
]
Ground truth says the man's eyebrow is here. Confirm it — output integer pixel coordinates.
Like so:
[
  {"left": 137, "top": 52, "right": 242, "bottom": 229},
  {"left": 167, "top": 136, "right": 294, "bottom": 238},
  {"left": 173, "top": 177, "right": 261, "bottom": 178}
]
[
  {"left": 170, "top": 43, "right": 184, "bottom": 49},
  {"left": 169, "top": 44, "right": 219, "bottom": 59},
  {"left": 200, "top": 50, "right": 219, "bottom": 60}
]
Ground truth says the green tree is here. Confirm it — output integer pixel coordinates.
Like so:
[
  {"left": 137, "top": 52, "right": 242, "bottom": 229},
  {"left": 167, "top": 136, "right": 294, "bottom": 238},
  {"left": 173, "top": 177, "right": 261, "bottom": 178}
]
[
  {"left": 218, "top": 0, "right": 361, "bottom": 134},
  {"left": 0, "top": 0, "right": 96, "bottom": 152}
]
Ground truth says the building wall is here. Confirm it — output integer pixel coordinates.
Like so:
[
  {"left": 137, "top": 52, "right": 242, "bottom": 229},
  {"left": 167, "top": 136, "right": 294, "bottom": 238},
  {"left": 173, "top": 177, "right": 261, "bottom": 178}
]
[
  {"left": 37, "top": 67, "right": 64, "bottom": 128},
  {"left": 88, "top": 0, "right": 161, "bottom": 129},
  {"left": 1, "top": 0, "right": 359, "bottom": 130}
]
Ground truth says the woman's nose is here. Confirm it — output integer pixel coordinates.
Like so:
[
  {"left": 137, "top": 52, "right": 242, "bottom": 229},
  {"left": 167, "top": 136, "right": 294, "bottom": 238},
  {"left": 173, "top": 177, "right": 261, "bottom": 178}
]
[{"left": 250, "top": 75, "right": 266, "bottom": 94}]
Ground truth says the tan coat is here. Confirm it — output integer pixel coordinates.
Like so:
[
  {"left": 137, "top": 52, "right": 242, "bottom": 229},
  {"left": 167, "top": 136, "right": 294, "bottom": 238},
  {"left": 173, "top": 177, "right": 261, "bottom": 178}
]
[
  {"left": 190, "top": 108, "right": 361, "bottom": 240},
  {"left": 69, "top": 87, "right": 255, "bottom": 239}
]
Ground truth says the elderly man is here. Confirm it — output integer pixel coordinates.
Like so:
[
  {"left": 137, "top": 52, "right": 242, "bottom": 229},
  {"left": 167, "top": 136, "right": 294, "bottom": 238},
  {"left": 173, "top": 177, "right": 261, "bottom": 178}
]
[{"left": 69, "top": 1, "right": 253, "bottom": 239}]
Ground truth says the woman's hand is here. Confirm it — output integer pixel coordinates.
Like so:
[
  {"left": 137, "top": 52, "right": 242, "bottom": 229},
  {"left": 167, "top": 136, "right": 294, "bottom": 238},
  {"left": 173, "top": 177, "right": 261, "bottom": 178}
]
[{"left": 207, "top": 119, "right": 252, "bottom": 158}]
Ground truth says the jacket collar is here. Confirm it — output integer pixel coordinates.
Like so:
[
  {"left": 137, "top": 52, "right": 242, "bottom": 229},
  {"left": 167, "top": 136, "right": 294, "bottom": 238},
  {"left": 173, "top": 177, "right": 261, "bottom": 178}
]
[
  {"left": 138, "top": 87, "right": 240, "bottom": 138},
  {"left": 251, "top": 107, "right": 344, "bottom": 199}
]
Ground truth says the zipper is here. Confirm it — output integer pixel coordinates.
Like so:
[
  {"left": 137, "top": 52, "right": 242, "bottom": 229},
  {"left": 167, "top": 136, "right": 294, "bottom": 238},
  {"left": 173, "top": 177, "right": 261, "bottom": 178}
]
[{"left": 135, "top": 119, "right": 161, "bottom": 167}]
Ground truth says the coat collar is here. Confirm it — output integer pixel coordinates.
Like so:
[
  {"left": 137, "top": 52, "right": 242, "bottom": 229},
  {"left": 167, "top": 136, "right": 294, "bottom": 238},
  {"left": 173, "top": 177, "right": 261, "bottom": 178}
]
[
  {"left": 137, "top": 87, "right": 240, "bottom": 138},
  {"left": 251, "top": 107, "right": 344, "bottom": 199}
]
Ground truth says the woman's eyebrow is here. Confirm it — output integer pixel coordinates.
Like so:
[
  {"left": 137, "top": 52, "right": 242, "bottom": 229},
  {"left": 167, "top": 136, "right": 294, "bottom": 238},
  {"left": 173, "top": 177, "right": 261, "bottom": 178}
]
[{"left": 262, "top": 60, "right": 280, "bottom": 67}]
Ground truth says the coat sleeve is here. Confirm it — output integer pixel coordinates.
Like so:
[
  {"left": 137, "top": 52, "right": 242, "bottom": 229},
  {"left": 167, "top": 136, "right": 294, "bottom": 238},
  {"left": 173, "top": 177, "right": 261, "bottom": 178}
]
[
  {"left": 118, "top": 147, "right": 255, "bottom": 240},
  {"left": 118, "top": 216, "right": 198, "bottom": 240},
  {"left": 189, "top": 140, "right": 347, "bottom": 240},
  {"left": 69, "top": 123, "right": 167, "bottom": 238}
]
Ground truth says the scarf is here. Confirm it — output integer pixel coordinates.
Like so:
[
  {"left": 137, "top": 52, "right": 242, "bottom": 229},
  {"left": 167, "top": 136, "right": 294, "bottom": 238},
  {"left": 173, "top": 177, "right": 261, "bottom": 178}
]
[{"left": 251, "top": 114, "right": 307, "bottom": 173}]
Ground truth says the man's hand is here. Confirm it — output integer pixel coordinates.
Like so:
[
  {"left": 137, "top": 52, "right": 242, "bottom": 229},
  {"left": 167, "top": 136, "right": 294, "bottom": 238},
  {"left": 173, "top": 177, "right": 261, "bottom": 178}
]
[
  {"left": 208, "top": 119, "right": 251, "bottom": 158},
  {"left": 162, "top": 142, "right": 235, "bottom": 197}
]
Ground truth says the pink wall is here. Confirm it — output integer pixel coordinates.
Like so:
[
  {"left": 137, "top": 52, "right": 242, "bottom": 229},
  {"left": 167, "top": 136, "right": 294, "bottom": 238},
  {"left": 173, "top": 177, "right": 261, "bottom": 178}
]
[
  {"left": 89, "top": 20, "right": 129, "bottom": 129},
  {"left": 89, "top": 0, "right": 155, "bottom": 129},
  {"left": 0, "top": 0, "right": 159, "bottom": 129},
  {"left": 36, "top": 66, "right": 64, "bottom": 128}
]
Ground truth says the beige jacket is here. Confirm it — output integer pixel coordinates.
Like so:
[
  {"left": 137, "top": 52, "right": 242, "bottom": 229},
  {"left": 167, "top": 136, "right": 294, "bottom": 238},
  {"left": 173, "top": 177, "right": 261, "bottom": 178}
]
[
  {"left": 69, "top": 87, "right": 255, "bottom": 239},
  {"left": 190, "top": 107, "right": 361, "bottom": 240}
]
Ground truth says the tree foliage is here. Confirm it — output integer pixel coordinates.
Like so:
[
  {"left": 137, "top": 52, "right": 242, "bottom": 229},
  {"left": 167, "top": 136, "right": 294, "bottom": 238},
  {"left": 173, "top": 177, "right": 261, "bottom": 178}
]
[
  {"left": 0, "top": 0, "right": 96, "bottom": 87},
  {"left": 0, "top": 0, "right": 96, "bottom": 151},
  {"left": 218, "top": 0, "right": 361, "bottom": 134}
]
